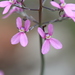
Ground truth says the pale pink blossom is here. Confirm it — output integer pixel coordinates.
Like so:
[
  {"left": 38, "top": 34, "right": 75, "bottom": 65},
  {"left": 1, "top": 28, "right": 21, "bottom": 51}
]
[
  {"left": 50, "top": 0, "right": 75, "bottom": 18},
  {"left": 0, "top": 70, "right": 4, "bottom": 75},
  {"left": 11, "top": 17, "right": 30, "bottom": 47},
  {"left": 61, "top": 13, "right": 75, "bottom": 22},
  {"left": 38, "top": 24, "right": 62, "bottom": 54},
  {"left": 0, "top": 0, "right": 17, "bottom": 14},
  {"left": 3, "top": 6, "right": 23, "bottom": 19}
]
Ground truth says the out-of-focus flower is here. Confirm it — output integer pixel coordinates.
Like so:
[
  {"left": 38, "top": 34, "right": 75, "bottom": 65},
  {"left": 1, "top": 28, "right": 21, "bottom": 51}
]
[
  {"left": 50, "top": 0, "right": 75, "bottom": 18},
  {"left": 0, "top": 0, "right": 17, "bottom": 14},
  {"left": 3, "top": 6, "right": 23, "bottom": 19},
  {"left": 0, "top": 70, "right": 4, "bottom": 75},
  {"left": 38, "top": 24, "right": 62, "bottom": 54},
  {"left": 11, "top": 17, "right": 31, "bottom": 47}
]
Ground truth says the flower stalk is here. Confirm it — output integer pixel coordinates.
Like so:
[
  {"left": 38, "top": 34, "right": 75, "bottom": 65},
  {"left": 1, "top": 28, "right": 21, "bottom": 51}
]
[{"left": 39, "top": 0, "right": 45, "bottom": 75}]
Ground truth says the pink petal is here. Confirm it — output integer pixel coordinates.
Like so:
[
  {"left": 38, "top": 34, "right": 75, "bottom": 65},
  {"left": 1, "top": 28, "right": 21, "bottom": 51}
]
[
  {"left": 60, "top": 0, "right": 65, "bottom": 3},
  {"left": 13, "top": 0, "right": 17, "bottom": 3},
  {"left": 64, "top": 7, "right": 74, "bottom": 17},
  {"left": 20, "top": 33, "right": 28, "bottom": 47},
  {"left": 0, "top": 1, "right": 10, "bottom": 7},
  {"left": 42, "top": 40, "right": 50, "bottom": 54},
  {"left": 66, "top": 4, "right": 75, "bottom": 10},
  {"left": 3, "top": 8, "right": 16, "bottom": 19},
  {"left": 24, "top": 20, "right": 30, "bottom": 31},
  {"left": 3, "top": 4, "right": 11, "bottom": 14},
  {"left": 50, "top": 1, "right": 61, "bottom": 9},
  {"left": 16, "top": 17, "right": 22, "bottom": 29},
  {"left": 38, "top": 27, "right": 45, "bottom": 38},
  {"left": 50, "top": 38, "right": 62, "bottom": 49},
  {"left": 0, "top": 70, "right": 4, "bottom": 75},
  {"left": 11, "top": 32, "right": 21, "bottom": 44},
  {"left": 48, "top": 24, "right": 53, "bottom": 36}
]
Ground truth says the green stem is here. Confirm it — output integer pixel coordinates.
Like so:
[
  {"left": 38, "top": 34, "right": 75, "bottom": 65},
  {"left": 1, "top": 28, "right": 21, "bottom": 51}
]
[
  {"left": 39, "top": 36, "right": 45, "bottom": 75},
  {"left": 39, "top": 0, "right": 45, "bottom": 75},
  {"left": 39, "top": 0, "right": 42, "bottom": 25}
]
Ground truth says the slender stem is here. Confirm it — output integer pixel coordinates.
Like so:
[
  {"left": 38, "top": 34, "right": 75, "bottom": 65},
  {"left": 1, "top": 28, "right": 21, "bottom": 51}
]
[
  {"left": 23, "top": 15, "right": 38, "bottom": 24},
  {"left": 42, "top": 6, "right": 59, "bottom": 11},
  {"left": 22, "top": 7, "right": 39, "bottom": 11},
  {"left": 39, "top": 0, "right": 45, "bottom": 75},
  {"left": 28, "top": 17, "right": 68, "bottom": 31},
  {"left": 39, "top": 36, "right": 45, "bottom": 75},
  {"left": 42, "top": 17, "right": 68, "bottom": 26},
  {"left": 42, "top": 0, "right": 46, "bottom": 5},
  {"left": 39, "top": 0, "right": 42, "bottom": 25},
  {"left": 14, "top": 5, "right": 39, "bottom": 11}
]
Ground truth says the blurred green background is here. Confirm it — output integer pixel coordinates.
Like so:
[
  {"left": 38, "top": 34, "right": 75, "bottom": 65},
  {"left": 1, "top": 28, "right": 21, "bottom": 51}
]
[{"left": 0, "top": 0, "right": 75, "bottom": 75}]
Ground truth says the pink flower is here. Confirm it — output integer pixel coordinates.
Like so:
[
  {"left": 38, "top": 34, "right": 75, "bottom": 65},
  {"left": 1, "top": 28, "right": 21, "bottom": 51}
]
[
  {"left": 50, "top": 0, "right": 75, "bottom": 18},
  {"left": 11, "top": 17, "right": 30, "bottom": 47},
  {"left": 3, "top": 6, "right": 23, "bottom": 19},
  {"left": 61, "top": 13, "right": 75, "bottom": 22},
  {"left": 0, "top": 0, "right": 17, "bottom": 14},
  {"left": 38, "top": 24, "right": 62, "bottom": 54},
  {"left": 0, "top": 70, "right": 4, "bottom": 75}
]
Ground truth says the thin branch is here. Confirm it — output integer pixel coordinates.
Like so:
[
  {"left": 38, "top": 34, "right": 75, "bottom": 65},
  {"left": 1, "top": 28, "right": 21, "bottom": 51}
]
[
  {"left": 42, "top": 6, "right": 59, "bottom": 11},
  {"left": 28, "top": 17, "right": 69, "bottom": 31},
  {"left": 42, "top": 0, "right": 46, "bottom": 5},
  {"left": 22, "top": 6, "right": 39, "bottom": 11},
  {"left": 21, "top": 11, "right": 38, "bottom": 24},
  {"left": 23, "top": 15, "right": 39, "bottom": 24},
  {"left": 39, "top": 0, "right": 42, "bottom": 25},
  {"left": 42, "top": 17, "right": 69, "bottom": 26},
  {"left": 14, "top": 4, "right": 39, "bottom": 11},
  {"left": 29, "top": 24, "right": 38, "bottom": 31}
]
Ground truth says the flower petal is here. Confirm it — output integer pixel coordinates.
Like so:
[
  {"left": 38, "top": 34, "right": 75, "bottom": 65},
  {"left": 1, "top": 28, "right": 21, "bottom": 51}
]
[
  {"left": 3, "top": 8, "right": 16, "bottom": 19},
  {"left": 11, "top": 32, "right": 20, "bottom": 44},
  {"left": 24, "top": 20, "right": 30, "bottom": 31},
  {"left": 3, "top": 4, "right": 11, "bottom": 14},
  {"left": 13, "top": 0, "right": 17, "bottom": 3},
  {"left": 65, "top": 4, "right": 75, "bottom": 12},
  {"left": 50, "top": 38, "right": 62, "bottom": 49},
  {"left": 16, "top": 17, "right": 22, "bottom": 29},
  {"left": 42, "top": 40, "right": 50, "bottom": 54},
  {"left": 64, "top": 7, "right": 74, "bottom": 17},
  {"left": 0, "top": 1, "right": 10, "bottom": 7},
  {"left": 38, "top": 27, "right": 45, "bottom": 38},
  {"left": 0, "top": 70, "right": 4, "bottom": 75},
  {"left": 20, "top": 33, "right": 28, "bottom": 47},
  {"left": 48, "top": 24, "right": 53, "bottom": 36},
  {"left": 60, "top": 0, "right": 65, "bottom": 3},
  {"left": 50, "top": 1, "right": 61, "bottom": 9}
]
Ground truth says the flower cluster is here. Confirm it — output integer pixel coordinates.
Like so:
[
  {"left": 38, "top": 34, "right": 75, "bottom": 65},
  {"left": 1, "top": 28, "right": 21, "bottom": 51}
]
[
  {"left": 0, "top": 0, "right": 17, "bottom": 14},
  {"left": 50, "top": 0, "right": 75, "bottom": 21},
  {"left": 0, "top": 0, "right": 75, "bottom": 54}
]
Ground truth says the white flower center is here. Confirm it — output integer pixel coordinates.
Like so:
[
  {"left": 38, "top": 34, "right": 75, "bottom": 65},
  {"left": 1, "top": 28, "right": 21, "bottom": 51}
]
[
  {"left": 19, "top": 27, "right": 25, "bottom": 32},
  {"left": 46, "top": 34, "right": 51, "bottom": 39},
  {"left": 60, "top": 3, "right": 66, "bottom": 7}
]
